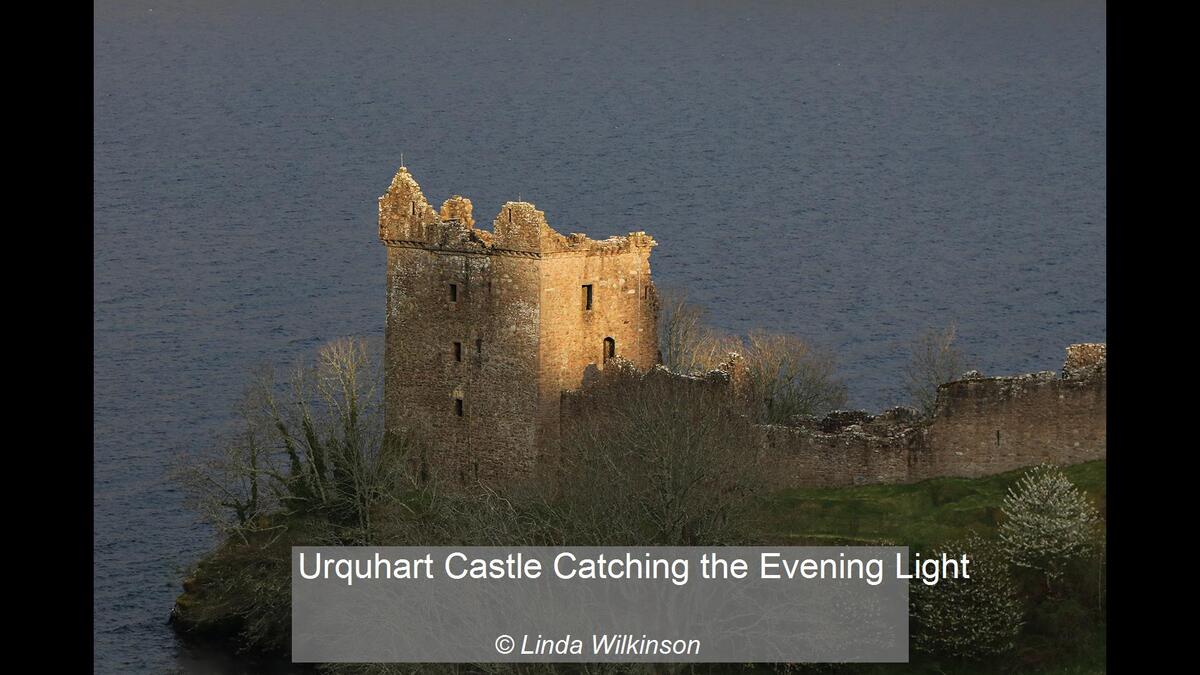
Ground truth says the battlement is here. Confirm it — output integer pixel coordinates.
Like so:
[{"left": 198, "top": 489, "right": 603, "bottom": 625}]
[
  {"left": 1063, "top": 342, "right": 1106, "bottom": 380},
  {"left": 379, "top": 166, "right": 657, "bottom": 256}
]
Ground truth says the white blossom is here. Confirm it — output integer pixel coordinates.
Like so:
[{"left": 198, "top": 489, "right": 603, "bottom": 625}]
[
  {"left": 998, "top": 464, "right": 1101, "bottom": 582},
  {"left": 911, "top": 532, "right": 1023, "bottom": 659}
]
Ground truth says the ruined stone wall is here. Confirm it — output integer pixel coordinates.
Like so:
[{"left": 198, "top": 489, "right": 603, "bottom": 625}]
[
  {"left": 559, "top": 360, "right": 734, "bottom": 426},
  {"left": 561, "top": 345, "right": 1107, "bottom": 490},
  {"left": 755, "top": 348, "right": 1106, "bottom": 488},
  {"left": 756, "top": 410, "right": 924, "bottom": 488},
  {"left": 913, "top": 367, "right": 1106, "bottom": 481}
]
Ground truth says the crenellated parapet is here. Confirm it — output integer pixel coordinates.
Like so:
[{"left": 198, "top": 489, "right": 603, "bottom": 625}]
[
  {"left": 378, "top": 166, "right": 441, "bottom": 242},
  {"left": 378, "top": 166, "right": 656, "bottom": 257},
  {"left": 490, "top": 201, "right": 550, "bottom": 251},
  {"left": 1063, "top": 343, "right": 1106, "bottom": 380},
  {"left": 542, "top": 229, "right": 657, "bottom": 256},
  {"left": 439, "top": 195, "right": 475, "bottom": 228}
]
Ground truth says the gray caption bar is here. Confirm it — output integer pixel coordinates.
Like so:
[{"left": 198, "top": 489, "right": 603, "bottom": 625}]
[{"left": 292, "top": 546, "right": 909, "bottom": 663}]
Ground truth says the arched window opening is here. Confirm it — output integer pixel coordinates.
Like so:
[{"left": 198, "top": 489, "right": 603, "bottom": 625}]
[{"left": 603, "top": 337, "right": 616, "bottom": 363}]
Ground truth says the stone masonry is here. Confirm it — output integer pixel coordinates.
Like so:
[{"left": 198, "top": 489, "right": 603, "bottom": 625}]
[
  {"left": 379, "top": 166, "right": 659, "bottom": 484},
  {"left": 572, "top": 344, "right": 1107, "bottom": 489}
]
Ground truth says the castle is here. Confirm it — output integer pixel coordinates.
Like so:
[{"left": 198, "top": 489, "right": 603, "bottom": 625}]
[
  {"left": 378, "top": 166, "right": 659, "bottom": 483},
  {"left": 379, "top": 166, "right": 1106, "bottom": 488}
]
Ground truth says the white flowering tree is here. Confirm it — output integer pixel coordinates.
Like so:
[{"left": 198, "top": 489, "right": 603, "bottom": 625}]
[
  {"left": 999, "top": 464, "right": 1101, "bottom": 592},
  {"left": 911, "top": 532, "right": 1024, "bottom": 659}
]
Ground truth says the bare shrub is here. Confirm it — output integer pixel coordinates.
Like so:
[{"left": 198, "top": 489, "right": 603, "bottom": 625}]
[
  {"left": 174, "top": 336, "right": 417, "bottom": 545},
  {"left": 738, "top": 329, "right": 848, "bottom": 423},
  {"left": 658, "top": 289, "right": 848, "bottom": 423},
  {"left": 657, "top": 286, "right": 710, "bottom": 374},
  {"left": 557, "top": 366, "right": 765, "bottom": 546},
  {"left": 904, "top": 323, "right": 968, "bottom": 417}
]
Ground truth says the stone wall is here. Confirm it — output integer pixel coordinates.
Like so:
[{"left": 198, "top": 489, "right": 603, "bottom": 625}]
[
  {"left": 537, "top": 244, "right": 659, "bottom": 463},
  {"left": 383, "top": 243, "right": 543, "bottom": 484},
  {"left": 1063, "top": 343, "right": 1106, "bottom": 379},
  {"left": 562, "top": 344, "right": 1107, "bottom": 490},
  {"left": 758, "top": 345, "right": 1106, "bottom": 488},
  {"left": 756, "top": 408, "right": 923, "bottom": 488},
  {"left": 915, "top": 365, "right": 1106, "bottom": 481}
]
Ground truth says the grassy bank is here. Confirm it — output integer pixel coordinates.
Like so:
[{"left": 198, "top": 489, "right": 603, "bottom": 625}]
[{"left": 751, "top": 461, "right": 1106, "bottom": 553}]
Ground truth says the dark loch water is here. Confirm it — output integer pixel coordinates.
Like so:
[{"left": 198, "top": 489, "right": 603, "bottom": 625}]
[{"left": 94, "top": 1, "right": 1105, "bottom": 671}]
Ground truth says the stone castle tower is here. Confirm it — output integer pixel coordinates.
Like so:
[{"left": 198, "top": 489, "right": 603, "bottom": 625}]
[{"left": 378, "top": 166, "right": 660, "bottom": 484}]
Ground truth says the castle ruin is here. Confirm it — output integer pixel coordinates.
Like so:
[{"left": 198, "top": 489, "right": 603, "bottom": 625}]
[
  {"left": 380, "top": 166, "right": 1106, "bottom": 489},
  {"left": 379, "top": 166, "right": 659, "bottom": 484}
]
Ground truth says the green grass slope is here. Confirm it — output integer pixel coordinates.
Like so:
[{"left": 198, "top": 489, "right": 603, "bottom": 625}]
[{"left": 751, "top": 461, "right": 1106, "bottom": 556}]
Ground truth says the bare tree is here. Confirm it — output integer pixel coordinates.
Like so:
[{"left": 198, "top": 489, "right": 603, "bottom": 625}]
[
  {"left": 658, "top": 289, "right": 848, "bottom": 422},
  {"left": 904, "top": 323, "right": 968, "bottom": 417},
  {"left": 657, "top": 286, "right": 711, "bottom": 374},
  {"left": 174, "top": 392, "right": 279, "bottom": 543},
  {"left": 738, "top": 330, "right": 848, "bottom": 423},
  {"left": 174, "top": 336, "right": 412, "bottom": 545},
  {"left": 657, "top": 287, "right": 751, "bottom": 375},
  {"left": 557, "top": 366, "right": 765, "bottom": 546}
]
